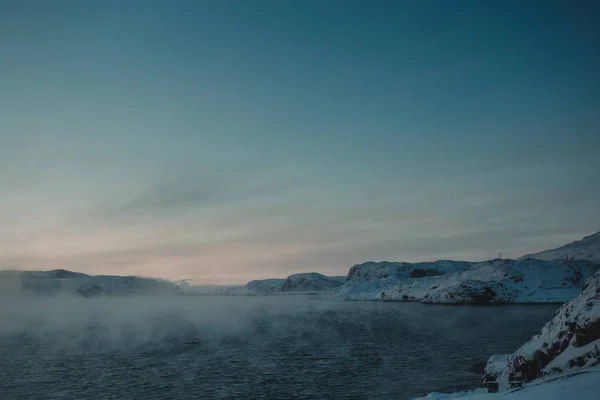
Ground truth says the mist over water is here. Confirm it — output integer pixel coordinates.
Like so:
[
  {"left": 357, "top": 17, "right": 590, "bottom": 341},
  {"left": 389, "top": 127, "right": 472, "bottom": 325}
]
[{"left": 0, "top": 295, "right": 557, "bottom": 399}]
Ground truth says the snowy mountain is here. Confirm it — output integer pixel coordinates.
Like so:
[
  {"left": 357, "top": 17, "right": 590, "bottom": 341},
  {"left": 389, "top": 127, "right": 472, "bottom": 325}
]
[
  {"left": 0, "top": 269, "right": 181, "bottom": 297},
  {"left": 519, "top": 231, "right": 600, "bottom": 263},
  {"left": 337, "top": 259, "right": 598, "bottom": 304},
  {"left": 247, "top": 273, "right": 345, "bottom": 293}
]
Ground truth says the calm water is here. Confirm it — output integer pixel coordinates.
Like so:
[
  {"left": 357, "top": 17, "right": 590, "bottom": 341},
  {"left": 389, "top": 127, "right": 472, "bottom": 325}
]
[{"left": 0, "top": 295, "right": 557, "bottom": 400}]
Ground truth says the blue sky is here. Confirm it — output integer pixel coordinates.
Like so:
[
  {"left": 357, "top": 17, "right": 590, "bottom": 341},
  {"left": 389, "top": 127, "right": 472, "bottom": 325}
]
[{"left": 1, "top": 0, "right": 599, "bottom": 283}]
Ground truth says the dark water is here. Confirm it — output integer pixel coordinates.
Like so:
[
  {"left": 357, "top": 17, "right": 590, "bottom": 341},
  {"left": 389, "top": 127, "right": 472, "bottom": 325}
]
[{"left": 0, "top": 295, "right": 557, "bottom": 400}]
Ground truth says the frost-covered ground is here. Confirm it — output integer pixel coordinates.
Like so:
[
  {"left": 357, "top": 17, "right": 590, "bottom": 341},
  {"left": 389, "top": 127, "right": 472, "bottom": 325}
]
[
  {"left": 338, "top": 258, "right": 598, "bottom": 304},
  {"left": 413, "top": 368, "right": 600, "bottom": 399}
]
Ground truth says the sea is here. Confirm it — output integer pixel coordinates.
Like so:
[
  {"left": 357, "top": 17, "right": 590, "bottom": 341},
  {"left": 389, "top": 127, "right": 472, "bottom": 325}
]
[{"left": 0, "top": 294, "right": 558, "bottom": 399}]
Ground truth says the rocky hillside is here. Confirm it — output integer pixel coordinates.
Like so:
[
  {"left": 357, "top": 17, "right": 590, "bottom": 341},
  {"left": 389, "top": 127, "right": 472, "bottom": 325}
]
[
  {"left": 482, "top": 270, "right": 600, "bottom": 391},
  {"left": 519, "top": 231, "right": 600, "bottom": 263},
  {"left": 247, "top": 273, "right": 345, "bottom": 293},
  {"left": 0, "top": 269, "right": 181, "bottom": 297},
  {"left": 338, "top": 259, "right": 598, "bottom": 304}
]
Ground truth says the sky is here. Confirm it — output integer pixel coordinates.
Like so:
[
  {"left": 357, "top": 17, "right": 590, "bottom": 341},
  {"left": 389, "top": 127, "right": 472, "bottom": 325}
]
[{"left": 1, "top": 0, "right": 599, "bottom": 284}]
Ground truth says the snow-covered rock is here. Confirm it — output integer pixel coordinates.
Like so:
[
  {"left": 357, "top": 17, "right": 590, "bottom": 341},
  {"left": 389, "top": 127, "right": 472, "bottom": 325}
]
[
  {"left": 337, "top": 259, "right": 598, "bottom": 304},
  {"left": 481, "top": 270, "right": 600, "bottom": 391},
  {"left": 520, "top": 231, "right": 600, "bottom": 263},
  {"left": 483, "top": 354, "right": 510, "bottom": 385},
  {"left": 0, "top": 269, "right": 181, "bottom": 297}
]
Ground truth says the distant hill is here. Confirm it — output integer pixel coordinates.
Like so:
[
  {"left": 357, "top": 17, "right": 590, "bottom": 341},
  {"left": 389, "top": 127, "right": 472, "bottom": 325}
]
[
  {"left": 246, "top": 278, "right": 287, "bottom": 293},
  {"left": 281, "top": 273, "right": 345, "bottom": 292},
  {"left": 0, "top": 269, "right": 181, "bottom": 297},
  {"left": 519, "top": 231, "right": 600, "bottom": 263},
  {"left": 247, "top": 273, "right": 345, "bottom": 293}
]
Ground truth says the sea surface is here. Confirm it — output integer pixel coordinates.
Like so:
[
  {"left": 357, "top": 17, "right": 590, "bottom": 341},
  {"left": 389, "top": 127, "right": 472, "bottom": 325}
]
[{"left": 0, "top": 295, "right": 558, "bottom": 399}]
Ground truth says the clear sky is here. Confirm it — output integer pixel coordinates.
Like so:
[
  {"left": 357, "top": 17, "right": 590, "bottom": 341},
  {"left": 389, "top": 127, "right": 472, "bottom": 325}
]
[{"left": 1, "top": 0, "right": 599, "bottom": 284}]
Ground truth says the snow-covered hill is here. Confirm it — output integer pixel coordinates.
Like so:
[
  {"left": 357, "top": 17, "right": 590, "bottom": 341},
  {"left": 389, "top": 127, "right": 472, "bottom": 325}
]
[
  {"left": 413, "top": 368, "right": 600, "bottom": 399},
  {"left": 281, "top": 273, "right": 345, "bottom": 291},
  {"left": 347, "top": 260, "right": 475, "bottom": 282},
  {"left": 337, "top": 259, "right": 598, "bottom": 304},
  {"left": 0, "top": 269, "right": 181, "bottom": 297},
  {"left": 519, "top": 231, "right": 600, "bottom": 263},
  {"left": 247, "top": 273, "right": 345, "bottom": 293}
]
